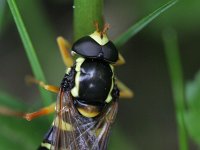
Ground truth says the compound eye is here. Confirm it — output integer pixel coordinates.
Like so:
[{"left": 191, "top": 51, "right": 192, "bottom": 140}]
[
  {"left": 102, "top": 41, "right": 119, "bottom": 63},
  {"left": 72, "top": 36, "right": 101, "bottom": 58}
]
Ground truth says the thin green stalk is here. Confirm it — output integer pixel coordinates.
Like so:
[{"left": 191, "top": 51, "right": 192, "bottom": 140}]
[
  {"left": 73, "top": 0, "right": 103, "bottom": 40},
  {"left": 115, "top": 0, "right": 178, "bottom": 48},
  {"left": 0, "top": 0, "right": 6, "bottom": 32},
  {"left": 7, "top": 0, "right": 52, "bottom": 106},
  {"left": 163, "top": 29, "right": 188, "bottom": 150}
]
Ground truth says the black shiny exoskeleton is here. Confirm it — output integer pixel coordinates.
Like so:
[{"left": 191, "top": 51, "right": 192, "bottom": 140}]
[
  {"left": 72, "top": 36, "right": 118, "bottom": 63},
  {"left": 61, "top": 32, "right": 119, "bottom": 116},
  {"left": 76, "top": 59, "right": 113, "bottom": 104},
  {"left": 38, "top": 31, "right": 121, "bottom": 150}
]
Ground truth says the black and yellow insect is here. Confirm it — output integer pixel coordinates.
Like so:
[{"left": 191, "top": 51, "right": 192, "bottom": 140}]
[{"left": 1, "top": 24, "right": 133, "bottom": 150}]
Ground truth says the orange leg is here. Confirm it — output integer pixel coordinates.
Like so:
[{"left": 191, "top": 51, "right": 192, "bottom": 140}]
[
  {"left": 57, "top": 36, "right": 74, "bottom": 68},
  {"left": 116, "top": 79, "right": 134, "bottom": 99},
  {"left": 25, "top": 76, "right": 59, "bottom": 93},
  {"left": 114, "top": 53, "right": 126, "bottom": 66},
  {"left": 0, "top": 102, "right": 55, "bottom": 121},
  {"left": 24, "top": 103, "right": 56, "bottom": 121},
  {"left": 0, "top": 106, "right": 25, "bottom": 117}
]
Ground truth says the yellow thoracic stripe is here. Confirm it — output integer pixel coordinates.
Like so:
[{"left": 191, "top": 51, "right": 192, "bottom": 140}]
[
  {"left": 71, "top": 57, "right": 85, "bottom": 98},
  {"left": 105, "top": 65, "right": 114, "bottom": 103}
]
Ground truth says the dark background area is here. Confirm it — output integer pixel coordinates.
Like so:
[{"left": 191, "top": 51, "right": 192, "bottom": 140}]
[{"left": 0, "top": 0, "right": 200, "bottom": 149}]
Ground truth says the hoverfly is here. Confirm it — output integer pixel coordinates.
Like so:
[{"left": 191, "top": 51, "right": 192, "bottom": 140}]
[{"left": 0, "top": 23, "right": 133, "bottom": 150}]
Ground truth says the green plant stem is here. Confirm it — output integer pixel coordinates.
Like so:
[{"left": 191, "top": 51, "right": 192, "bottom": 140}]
[
  {"left": 7, "top": 0, "right": 52, "bottom": 106},
  {"left": 73, "top": 0, "right": 103, "bottom": 40},
  {"left": 163, "top": 29, "right": 188, "bottom": 150}
]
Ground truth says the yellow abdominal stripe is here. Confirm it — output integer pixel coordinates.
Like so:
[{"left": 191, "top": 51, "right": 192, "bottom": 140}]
[
  {"left": 41, "top": 143, "right": 51, "bottom": 149},
  {"left": 77, "top": 108, "right": 100, "bottom": 118},
  {"left": 53, "top": 117, "right": 74, "bottom": 131}
]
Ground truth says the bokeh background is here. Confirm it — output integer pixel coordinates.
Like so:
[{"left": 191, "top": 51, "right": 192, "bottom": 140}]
[{"left": 0, "top": 0, "right": 200, "bottom": 150}]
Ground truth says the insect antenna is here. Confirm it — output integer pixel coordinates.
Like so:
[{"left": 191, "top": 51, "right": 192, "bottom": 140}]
[
  {"left": 94, "top": 21, "right": 100, "bottom": 32},
  {"left": 102, "top": 23, "right": 110, "bottom": 34}
]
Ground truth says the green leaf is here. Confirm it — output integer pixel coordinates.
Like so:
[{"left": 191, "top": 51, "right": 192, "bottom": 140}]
[
  {"left": 185, "top": 71, "right": 200, "bottom": 145},
  {"left": 115, "top": 0, "right": 178, "bottom": 48},
  {"left": 73, "top": 0, "right": 104, "bottom": 40},
  {"left": 7, "top": 0, "right": 53, "bottom": 106},
  {"left": 163, "top": 28, "right": 188, "bottom": 150}
]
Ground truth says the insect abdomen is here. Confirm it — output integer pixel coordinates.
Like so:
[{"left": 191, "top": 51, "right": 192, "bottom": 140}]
[{"left": 37, "top": 127, "right": 54, "bottom": 150}]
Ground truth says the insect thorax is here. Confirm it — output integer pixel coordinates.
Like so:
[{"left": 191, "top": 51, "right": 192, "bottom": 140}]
[{"left": 70, "top": 57, "right": 114, "bottom": 105}]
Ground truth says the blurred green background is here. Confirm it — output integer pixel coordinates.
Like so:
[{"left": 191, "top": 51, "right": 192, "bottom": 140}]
[{"left": 0, "top": 0, "right": 200, "bottom": 150}]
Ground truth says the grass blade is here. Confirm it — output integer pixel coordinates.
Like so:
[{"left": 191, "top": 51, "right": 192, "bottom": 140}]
[
  {"left": 184, "top": 71, "right": 200, "bottom": 145},
  {"left": 163, "top": 29, "right": 188, "bottom": 150},
  {"left": 7, "top": 0, "right": 52, "bottom": 105},
  {"left": 115, "top": 0, "right": 178, "bottom": 48},
  {"left": 0, "top": 0, "right": 6, "bottom": 32}
]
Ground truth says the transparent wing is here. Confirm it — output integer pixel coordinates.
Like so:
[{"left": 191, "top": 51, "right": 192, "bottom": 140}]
[
  {"left": 50, "top": 90, "right": 118, "bottom": 150},
  {"left": 91, "top": 101, "right": 118, "bottom": 150}
]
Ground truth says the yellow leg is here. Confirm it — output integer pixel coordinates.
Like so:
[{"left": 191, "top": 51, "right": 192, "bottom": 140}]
[
  {"left": 24, "top": 103, "right": 55, "bottom": 121},
  {"left": 25, "top": 76, "right": 60, "bottom": 93},
  {"left": 114, "top": 53, "right": 126, "bottom": 66},
  {"left": 57, "top": 36, "right": 74, "bottom": 68},
  {"left": 116, "top": 79, "right": 134, "bottom": 99},
  {"left": 0, "top": 102, "right": 55, "bottom": 121}
]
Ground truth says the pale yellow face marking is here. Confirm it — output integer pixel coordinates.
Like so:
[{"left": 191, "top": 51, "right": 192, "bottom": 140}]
[
  {"left": 71, "top": 57, "right": 85, "bottom": 98},
  {"left": 89, "top": 31, "right": 109, "bottom": 46},
  {"left": 105, "top": 65, "right": 114, "bottom": 103},
  {"left": 53, "top": 117, "right": 74, "bottom": 131}
]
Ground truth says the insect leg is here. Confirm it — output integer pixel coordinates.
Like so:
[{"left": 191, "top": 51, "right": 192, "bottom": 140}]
[
  {"left": 0, "top": 106, "right": 24, "bottom": 117},
  {"left": 117, "top": 79, "right": 134, "bottom": 98},
  {"left": 0, "top": 103, "right": 55, "bottom": 120},
  {"left": 25, "top": 76, "right": 59, "bottom": 93},
  {"left": 24, "top": 102, "right": 56, "bottom": 121},
  {"left": 114, "top": 53, "right": 125, "bottom": 66},
  {"left": 57, "top": 36, "right": 74, "bottom": 68}
]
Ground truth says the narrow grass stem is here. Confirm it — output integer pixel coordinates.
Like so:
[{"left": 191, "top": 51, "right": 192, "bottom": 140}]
[
  {"left": 7, "top": 0, "right": 52, "bottom": 106},
  {"left": 163, "top": 29, "right": 189, "bottom": 150},
  {"left": 115, "top": 0, "right": 178, "bottom": 48}
]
